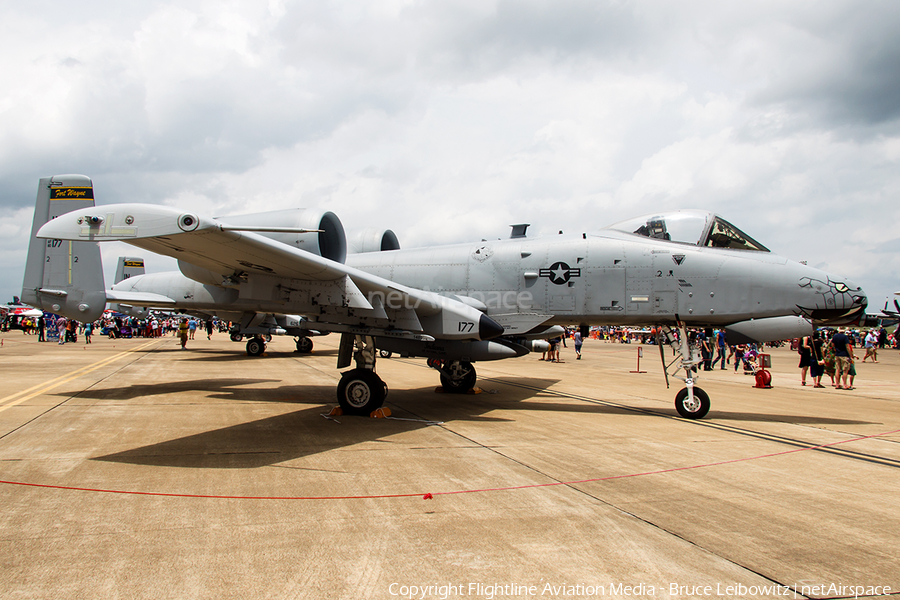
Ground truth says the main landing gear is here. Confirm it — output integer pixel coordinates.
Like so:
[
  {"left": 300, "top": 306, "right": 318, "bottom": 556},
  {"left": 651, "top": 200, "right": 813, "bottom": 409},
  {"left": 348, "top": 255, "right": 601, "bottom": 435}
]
[
  {"left": 336, "top": 336, "right": 388, "bottom": 415},
  {"left": 246, "top": 336, "right": 267, "bottom": 357},
  {"left": 428, "top": 359, "right": 477, "bottom": 393},
  {"left": 333, "top": 337, "right": 481, "bottom": 415},
  {"left": 295, "top": 336, "right": 313, "bottom": 354},
  {"left": 658, "top": 323, "right": 711, "bottom": 419}
]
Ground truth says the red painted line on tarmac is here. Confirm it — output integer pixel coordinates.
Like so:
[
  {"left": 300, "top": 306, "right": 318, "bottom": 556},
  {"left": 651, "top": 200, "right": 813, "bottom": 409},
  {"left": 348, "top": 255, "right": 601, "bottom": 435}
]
[{"left": 1, "top": 428, "right": 898, "bottom": 501}]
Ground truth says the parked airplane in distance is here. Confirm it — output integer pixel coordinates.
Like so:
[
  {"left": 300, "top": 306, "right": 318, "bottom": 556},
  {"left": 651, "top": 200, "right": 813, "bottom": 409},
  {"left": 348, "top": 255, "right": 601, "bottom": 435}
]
[{"left": 24, "top": 175, "right": 867, "bottom": 419}]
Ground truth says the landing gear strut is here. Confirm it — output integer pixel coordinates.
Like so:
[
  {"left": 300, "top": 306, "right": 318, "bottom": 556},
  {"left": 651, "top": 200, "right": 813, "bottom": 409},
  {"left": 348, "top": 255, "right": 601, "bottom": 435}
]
[
  {"left": 336, "top": 335, "right": 387, "bottom": 415},
  {"left": 658, "top": 323, "right": 711, "bottom": 419}
]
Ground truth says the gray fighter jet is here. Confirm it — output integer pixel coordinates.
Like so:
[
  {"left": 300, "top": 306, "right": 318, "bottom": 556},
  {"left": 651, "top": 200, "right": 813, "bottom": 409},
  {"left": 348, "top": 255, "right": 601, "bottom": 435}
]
[{"left": 23, "top": 174, "right": 867, "bottom": 419}]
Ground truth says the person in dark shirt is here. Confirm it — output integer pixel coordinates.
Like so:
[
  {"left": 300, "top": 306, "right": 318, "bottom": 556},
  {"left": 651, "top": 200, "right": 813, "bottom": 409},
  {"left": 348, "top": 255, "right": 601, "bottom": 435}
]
[
  {"left": 797, "top": 335, "right": 812, "bottom": 386},
  {"left": 711, "top": 329, "right": 727, "bottom": 370},
  {"left": 810, "top": 332, "right": 826, "bottom": 388},
  {"left": 831, "top": 329, "right": 853, "bottom": 389}
]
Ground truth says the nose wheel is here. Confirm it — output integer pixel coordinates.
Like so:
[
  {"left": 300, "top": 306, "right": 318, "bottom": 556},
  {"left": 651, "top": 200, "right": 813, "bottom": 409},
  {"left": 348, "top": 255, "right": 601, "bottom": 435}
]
[{"left": 675, "top": 386, "right": 710, "bottom": 419}]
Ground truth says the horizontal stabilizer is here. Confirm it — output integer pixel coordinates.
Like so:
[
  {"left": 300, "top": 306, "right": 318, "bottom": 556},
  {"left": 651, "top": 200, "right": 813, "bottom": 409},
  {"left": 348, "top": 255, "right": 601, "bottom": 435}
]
[{"left": 105, "top": 290, "right": 177, "bottom": 306}]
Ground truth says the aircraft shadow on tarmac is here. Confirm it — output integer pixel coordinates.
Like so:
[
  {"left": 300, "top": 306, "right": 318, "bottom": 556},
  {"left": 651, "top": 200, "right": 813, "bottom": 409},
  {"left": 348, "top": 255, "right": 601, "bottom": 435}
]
[
  {"left": 134, "top": 347, "right": 341, "bottom": 361},
  {"left": 88, "top": 376, "right": 873, "bottom": 470},
  {"left": 88, "top": 377, "right": 616, "bottom": 469},
  {"left": 90, "top": 386, "right": 519, "bottom": 469},
  {"left": 61, "top": 378, "right": 289, "bottom": 402},
  {"left": 698, "top": 411, "right": 875, "bottom": 425}
]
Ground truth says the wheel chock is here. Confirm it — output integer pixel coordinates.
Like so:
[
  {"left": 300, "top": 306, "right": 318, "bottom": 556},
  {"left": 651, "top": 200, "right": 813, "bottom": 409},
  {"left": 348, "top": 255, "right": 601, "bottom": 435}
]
[
  {"left": 466, "top": 387, "right": 483, "bottom": 395},
  {"left": 370, "top": 407, "right": 392, "bottom": 418},
  {"left": 328, "top": 406, "right": 344, "bottom": 417}
]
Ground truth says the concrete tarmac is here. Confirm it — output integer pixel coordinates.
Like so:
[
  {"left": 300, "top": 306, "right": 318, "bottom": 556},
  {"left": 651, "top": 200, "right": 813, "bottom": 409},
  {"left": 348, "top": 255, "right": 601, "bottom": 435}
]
[{"left": 0, "top": 331, "right": 898, "bottom": 599}]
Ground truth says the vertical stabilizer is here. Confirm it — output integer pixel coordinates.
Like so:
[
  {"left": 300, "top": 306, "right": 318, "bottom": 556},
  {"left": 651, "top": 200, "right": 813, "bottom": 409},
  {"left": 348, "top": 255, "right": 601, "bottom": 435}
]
[
  {"left": 114, "top": 257, "right": 145, "bottom": 284},
  {"left": 109, "top": 256, "right": 147, "bottom": 315},
  {"left": 21, "top": 175, "right": 107, "bottom": 322}
]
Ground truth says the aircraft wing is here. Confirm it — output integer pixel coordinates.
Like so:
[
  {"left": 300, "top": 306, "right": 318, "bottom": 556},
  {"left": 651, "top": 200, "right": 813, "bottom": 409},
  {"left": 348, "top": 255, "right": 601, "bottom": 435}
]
[{"left": 37, "top": 203, "right": 503, "bottom": 342}]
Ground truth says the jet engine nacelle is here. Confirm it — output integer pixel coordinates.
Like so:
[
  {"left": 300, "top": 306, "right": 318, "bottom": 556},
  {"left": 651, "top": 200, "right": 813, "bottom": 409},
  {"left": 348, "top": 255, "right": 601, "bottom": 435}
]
[
  {"left": 177, "top": 261, "right": 230, "bottom": 287},
  {"left": 178, "top": 208, "right": 348, "bottom": 286},
  {"left": 220, "top": 208, "right": 347, "bottom": 263},
  {"left": 348, "top": 228, "right": 401, "bottom": 254}
]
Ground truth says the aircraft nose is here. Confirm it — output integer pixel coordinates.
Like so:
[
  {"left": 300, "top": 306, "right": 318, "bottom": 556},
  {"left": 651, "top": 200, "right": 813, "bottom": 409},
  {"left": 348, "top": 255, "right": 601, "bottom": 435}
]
[
  {"left": 799, "top": 272, "right": 867, "bottom": 324},
  {"left": 840, "top": 278, "right": 867, "bottom": 311}
]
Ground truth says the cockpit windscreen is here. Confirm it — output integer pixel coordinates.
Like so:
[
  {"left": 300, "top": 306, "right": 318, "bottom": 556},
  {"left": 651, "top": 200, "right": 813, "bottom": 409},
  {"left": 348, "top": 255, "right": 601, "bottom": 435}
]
[
  {"left": 604, "top": 210, "right": 769, "bottom": 252},
  {"left": 704, "top": 217, "right": 769, "bottom": 251}
]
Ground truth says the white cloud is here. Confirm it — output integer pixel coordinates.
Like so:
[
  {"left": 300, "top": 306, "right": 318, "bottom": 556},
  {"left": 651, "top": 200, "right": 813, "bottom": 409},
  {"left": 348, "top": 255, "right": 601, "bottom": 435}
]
[{"left": 1, "top": 0, "right": 899, "bottom": 308}]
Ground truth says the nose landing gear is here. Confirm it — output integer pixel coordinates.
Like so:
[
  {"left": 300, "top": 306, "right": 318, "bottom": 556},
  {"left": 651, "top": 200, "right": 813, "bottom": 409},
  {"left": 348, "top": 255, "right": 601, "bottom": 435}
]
[{"left": 658, "top": 323, "right": 711, "bottom": 419}]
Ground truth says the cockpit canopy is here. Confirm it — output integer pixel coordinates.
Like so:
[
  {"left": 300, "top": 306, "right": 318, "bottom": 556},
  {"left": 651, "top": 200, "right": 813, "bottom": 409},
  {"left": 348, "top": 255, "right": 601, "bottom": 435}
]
[{"left": 604, "top": 210, "right": 769, "bottom": 252}]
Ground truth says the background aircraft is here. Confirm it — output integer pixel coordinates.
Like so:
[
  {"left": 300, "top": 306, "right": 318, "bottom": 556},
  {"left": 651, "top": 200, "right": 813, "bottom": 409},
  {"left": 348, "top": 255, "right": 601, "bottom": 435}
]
[{"left": 23, "top": 174, "right": 867, "bottom": 419}]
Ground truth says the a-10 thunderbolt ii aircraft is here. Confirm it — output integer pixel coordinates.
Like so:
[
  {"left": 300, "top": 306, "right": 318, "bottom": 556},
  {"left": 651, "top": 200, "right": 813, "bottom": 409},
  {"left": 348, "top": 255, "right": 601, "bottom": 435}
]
[{"left": 23, "top": 174, "right": 867, "bottom": 419}]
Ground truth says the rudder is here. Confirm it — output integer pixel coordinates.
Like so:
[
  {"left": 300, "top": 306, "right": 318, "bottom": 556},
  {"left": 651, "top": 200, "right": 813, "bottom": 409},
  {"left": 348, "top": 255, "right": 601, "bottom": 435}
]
[
  {"left": 21, "top": 175, "right": 107, "bottom": 323},
  {"left": 110, "top": 256, "right": 148, "bottom": 316}
]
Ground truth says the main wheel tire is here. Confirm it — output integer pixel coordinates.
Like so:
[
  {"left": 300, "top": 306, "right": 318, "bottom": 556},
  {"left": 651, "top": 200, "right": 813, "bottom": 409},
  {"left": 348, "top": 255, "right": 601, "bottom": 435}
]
[
  {"left": 295, "top": 336, "right": 314, "bottom": 353},
  {"left": 230, "top": 332, "right": 243, "bottom": 342},
  {"left": 337, "top": 369, "right": 386, "bottom": 415},
  {"left": 440, "top": 361, "right": 477, "bottom": 393},
  {"left": 379, "top": 349, "right": 392, "bottom": 359},
  {"left": 675, "top": 387, "right": 710, "bottom": 419},
  {"left": 246, "top": 337, "right": 266, "bottom": 357}
]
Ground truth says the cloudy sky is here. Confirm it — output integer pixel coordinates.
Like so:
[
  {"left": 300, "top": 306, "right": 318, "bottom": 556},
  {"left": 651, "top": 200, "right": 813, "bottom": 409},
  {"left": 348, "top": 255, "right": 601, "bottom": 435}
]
[{"left": 2, "top": 0, "right": 899, "bottom": 311}]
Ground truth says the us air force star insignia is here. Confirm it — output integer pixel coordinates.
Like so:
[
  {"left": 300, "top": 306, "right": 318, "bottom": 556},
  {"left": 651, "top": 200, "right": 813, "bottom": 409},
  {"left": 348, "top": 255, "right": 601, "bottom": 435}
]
[
  {"left": 539, "top": 261, "right": 581, "bottom": 285},
  {"left": 672, "top": 254, "right": 686, "bottom": 265}
]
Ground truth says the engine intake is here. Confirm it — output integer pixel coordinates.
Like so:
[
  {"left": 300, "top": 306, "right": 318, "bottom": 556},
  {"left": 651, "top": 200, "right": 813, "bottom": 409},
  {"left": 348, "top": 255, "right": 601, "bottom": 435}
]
[{"left": 348, "top": 228, "right": 401, "bottom": 254}]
